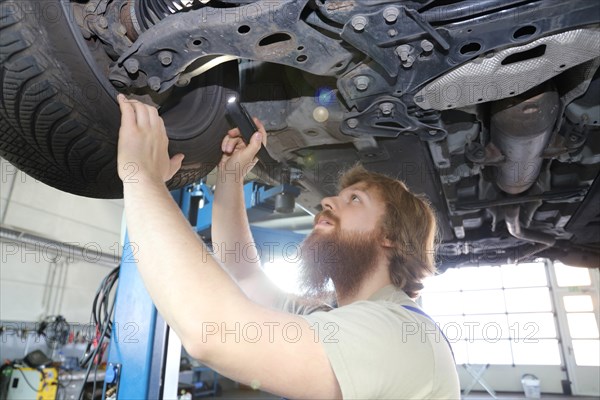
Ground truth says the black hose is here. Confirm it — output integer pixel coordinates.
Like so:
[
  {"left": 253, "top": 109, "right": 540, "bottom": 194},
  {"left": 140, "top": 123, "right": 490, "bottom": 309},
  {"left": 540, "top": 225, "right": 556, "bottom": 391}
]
[{"left": 421, "top": 0, "right": 538, "bottom": 23}]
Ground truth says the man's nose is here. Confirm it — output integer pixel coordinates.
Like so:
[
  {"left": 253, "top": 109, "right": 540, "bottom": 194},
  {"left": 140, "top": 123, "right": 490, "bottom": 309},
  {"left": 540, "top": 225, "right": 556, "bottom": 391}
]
[{"left": 320, "top": 196, "right": 335, "bottom": 211}]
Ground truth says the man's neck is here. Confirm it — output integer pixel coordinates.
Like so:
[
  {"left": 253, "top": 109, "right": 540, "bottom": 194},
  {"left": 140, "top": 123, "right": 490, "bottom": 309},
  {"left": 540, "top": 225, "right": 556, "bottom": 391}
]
[{"left": 335, "top": 266, "right": 392, "bottom": 306}]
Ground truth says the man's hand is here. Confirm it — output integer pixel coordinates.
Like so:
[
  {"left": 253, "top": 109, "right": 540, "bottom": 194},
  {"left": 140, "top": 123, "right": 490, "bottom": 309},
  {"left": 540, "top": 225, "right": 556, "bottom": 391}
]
[
  {"left": 218, "top": 118, "right": 266, "bottom": 183},
  {"left": 117, "top": 94, "right": 184, "bottom": 184}
]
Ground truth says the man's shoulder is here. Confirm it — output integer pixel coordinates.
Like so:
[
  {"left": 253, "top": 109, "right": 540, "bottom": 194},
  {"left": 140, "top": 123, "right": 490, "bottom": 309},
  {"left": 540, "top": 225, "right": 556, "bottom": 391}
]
[
  {"left": 276, "top": 293, "right": 334, "bottom": 315},
  {"left": 333, "top": 284, "right": 419, "bottom": 317}
]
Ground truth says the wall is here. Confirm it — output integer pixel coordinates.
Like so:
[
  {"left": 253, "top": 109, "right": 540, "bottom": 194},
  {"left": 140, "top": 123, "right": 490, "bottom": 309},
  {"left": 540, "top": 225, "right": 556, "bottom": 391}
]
[{"left": 1, "top": 157, "right": 124, "bottom": 325}]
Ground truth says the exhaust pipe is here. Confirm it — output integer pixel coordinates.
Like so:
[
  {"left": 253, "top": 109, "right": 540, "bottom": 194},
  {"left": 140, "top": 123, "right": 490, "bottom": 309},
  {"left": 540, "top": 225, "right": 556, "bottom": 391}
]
[
  {"left": 505, "top": 205, "right": 555, "bottom": 247},
  {"left": 491, "top": 82, "right": 559, "bottom": 194}
]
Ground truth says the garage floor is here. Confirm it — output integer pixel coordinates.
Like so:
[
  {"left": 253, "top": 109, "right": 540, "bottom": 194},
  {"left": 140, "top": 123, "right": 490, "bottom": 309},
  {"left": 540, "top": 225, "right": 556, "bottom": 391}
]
[
  {"left": 204, "top": 390, "right": 278, "bottom": 399},
  {"left": 202, "top": 389, "right": 599, "bottom": 399},
  {"left": 463, "top": 393, "right": 599, "bottom": 400}
]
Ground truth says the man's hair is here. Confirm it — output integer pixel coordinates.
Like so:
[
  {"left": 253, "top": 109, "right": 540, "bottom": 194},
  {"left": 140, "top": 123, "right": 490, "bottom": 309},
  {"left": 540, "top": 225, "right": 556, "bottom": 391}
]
[{"left": 339, "top": 164, "right": 438, "bottom": 298}]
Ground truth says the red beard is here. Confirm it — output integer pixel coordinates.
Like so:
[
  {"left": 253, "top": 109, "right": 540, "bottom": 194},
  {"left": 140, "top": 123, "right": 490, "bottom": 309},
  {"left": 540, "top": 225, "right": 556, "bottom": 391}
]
[{"left": 299, "top": 210, "right": 384, "bottom": 301}]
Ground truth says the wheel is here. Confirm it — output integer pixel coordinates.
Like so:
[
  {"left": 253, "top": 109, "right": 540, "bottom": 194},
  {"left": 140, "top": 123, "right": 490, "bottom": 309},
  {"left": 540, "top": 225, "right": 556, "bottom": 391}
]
[{"left": 0, "top": 0, "right": 236, "bottom": 198}]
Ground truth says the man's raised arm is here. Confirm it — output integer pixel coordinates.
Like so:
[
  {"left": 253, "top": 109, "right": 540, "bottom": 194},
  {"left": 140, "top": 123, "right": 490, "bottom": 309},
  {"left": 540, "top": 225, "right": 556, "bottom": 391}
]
[
  {"left": 212, "top": 122, "right": 286, "bottom": 308},
  {"left": 116, "top": 95, "right": 341, "bottom": 399}
]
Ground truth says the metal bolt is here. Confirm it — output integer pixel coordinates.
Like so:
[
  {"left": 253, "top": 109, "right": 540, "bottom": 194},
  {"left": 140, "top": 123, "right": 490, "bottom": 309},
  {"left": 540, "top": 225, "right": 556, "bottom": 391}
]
[
  {"left": 569, "top": 135, "right": 579, "bottom": 142},
  {"left": 111, "top": 80, "right": 125, "bottom": 88},
  {"left": 109, "top": 71, "right": 131, "bottom": 88},
  {"left": 428, "top": 130, "right": 438, "bottom": 136},
  {"left": 176, "top": 76, "right": 191, "bottom": 87},
  {"left": 123, "top": 58, "right": 139, "bottom": 74},
  {"left": 403, "top": 55, "right": 415, "bottom": 68},
  {"left": 346, "top": 118, "right": 359, "bottom": 128},
  {"left": 388, "top": 29, "right": 397, "bottom": 37},
  {"left": 382, "top": 7, "right": 400, "bottom": 23},
  {"left": 414, "top": 95, "right": 424, "bottom": 103},
  {"left": 420, "top": 39, "right": 434, "bottom": 52},
  {"left": 379, "top": 102, "right": 394, "bottom": 115},
  {"left": 395, "top": 44, "right": 413, "bottom": 61},
  {"left": 98, "top": 16, "right": 108, "bottom": 29},
  {"left": 148, "top": 76, "right": 161, "bottom": 92},
  {"left": 158, "top": 51, "right": 173, "bottom": 66},
  {"left": 354, "top": 76, "right": 369, "bottom": 91},
  {"left": 351, "top": 15, "right": 367, "bottom": 32},
  {"left": 475, "top": 149, "right": 485, "bottom": 158}
]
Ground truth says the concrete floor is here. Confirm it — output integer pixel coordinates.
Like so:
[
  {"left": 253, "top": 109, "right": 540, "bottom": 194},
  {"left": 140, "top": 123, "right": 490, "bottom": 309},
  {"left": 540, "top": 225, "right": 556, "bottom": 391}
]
[
  {"left": 203, "top": 388, "right": 598, "bottom": 400},
  {"left": 463, "top": 392, "right": 598, "bottom": 400},
  {"left": 204, "top": 389, "right": 278, "bottom": 399},
  {"left": 197, "top": 378, "right": 598, "bottom": 400}
]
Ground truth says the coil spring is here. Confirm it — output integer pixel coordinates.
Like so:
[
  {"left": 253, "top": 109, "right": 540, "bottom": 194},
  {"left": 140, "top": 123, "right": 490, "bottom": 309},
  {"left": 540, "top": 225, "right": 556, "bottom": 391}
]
[{"left": 135, "top": 0, "right": 198, "bottom": 30}]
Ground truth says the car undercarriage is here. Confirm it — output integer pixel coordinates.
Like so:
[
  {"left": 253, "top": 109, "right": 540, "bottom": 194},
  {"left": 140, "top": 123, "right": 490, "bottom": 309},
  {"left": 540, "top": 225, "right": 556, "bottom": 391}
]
[{"left": 1, "top": 0, "right": 599, "bottom": 269}]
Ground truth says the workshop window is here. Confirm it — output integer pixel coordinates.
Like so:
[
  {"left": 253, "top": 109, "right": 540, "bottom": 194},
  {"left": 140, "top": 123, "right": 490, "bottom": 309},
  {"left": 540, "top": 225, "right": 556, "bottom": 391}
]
[
  {"left": 420, "top": 262, "right": 561, "bottom": 365},
  {"left": 553, "top": 262, "right": 600, "bottom": 367}
]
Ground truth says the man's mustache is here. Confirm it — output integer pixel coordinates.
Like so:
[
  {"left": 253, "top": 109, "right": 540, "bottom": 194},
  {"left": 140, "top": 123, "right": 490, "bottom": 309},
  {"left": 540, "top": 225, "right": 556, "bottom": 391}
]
[{"left": 314, "top": 209, "right": 340, "bottom": 226}]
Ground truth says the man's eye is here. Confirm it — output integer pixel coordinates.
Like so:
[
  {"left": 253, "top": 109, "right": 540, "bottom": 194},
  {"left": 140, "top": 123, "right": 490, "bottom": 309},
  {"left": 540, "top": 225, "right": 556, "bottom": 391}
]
[{"left": 351, "top": 194, "right": 360, "bottom": 202}]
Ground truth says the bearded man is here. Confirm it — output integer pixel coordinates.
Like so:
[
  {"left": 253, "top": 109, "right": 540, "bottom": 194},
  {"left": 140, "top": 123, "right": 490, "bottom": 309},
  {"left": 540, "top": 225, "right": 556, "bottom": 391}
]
[{"left": 117, "top": 94, "right": 459, "bottom": 399}]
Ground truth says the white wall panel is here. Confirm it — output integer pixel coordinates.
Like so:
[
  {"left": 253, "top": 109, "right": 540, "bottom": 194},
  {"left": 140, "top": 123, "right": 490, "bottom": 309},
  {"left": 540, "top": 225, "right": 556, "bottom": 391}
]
[
  {"left": 6, "top": 175, "right": 123, "bottom": 233},
  {"left": 4, "top": 201, "right": 120, "bottom": 255},
  {"left": 0, "top": 242, "right": 49, "bottom": 284},
  {"left": 0, "top": 280, "right": 47, "bottom": 321},
  {"left": 1, "top": 158, "right": 124, "bottom": 325}
]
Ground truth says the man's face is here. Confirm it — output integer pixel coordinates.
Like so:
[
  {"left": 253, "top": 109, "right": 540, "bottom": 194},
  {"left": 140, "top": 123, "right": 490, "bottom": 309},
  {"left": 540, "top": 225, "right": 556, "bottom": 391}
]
[
  {"left": 313, "top": 183, "right": 386, "bottom": 234},
  {"left": 299, "top": 183, "right": 388, "bottom": 299}
]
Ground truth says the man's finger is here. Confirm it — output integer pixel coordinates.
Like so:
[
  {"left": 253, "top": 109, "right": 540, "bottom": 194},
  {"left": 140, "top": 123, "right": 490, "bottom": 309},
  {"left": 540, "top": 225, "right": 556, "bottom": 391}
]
[
  {"left": 222, "top": 136, "right": 245, "bottom": 154},
  {"left": 132, "top": 101, "right": 150, "bottom": 128},
  {"left": 245, "top": 131, "right": 263, "bottom": 157},
  {"left": 221, "top": 135, "right": 230, "bottom": 153},
  {"left": 228, "top": 137, "right": 246, "bottom": 153},
  {"left": 253, "top": 118, "right": 267, "bottom": 146},
  {"left": 168, "top": 153, "right": 185, "bottom": 181},
  {"left": 148, "top": 106, "right": 163, "bottom": 130},
  {"left": 227, "top": 128, "right": 241, "bottom": 138},
  {"left": 118, "top": 94, "right": 136, "bottom": 128},
  {"left": 253, "top": 117, "right": 265, "bottom": 132}
]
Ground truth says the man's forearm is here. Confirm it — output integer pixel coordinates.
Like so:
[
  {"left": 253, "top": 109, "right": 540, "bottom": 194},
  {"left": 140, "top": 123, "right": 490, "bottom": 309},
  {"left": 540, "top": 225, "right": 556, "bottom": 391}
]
[
  {"left": 123, "top": 178, "right": 249, "bottom": 349},
  {"left": 212, "top": 171, "right": 286, "bottom": 308},
  {"left": 212, "top": 172, "right": 261, "bottom": 279}
]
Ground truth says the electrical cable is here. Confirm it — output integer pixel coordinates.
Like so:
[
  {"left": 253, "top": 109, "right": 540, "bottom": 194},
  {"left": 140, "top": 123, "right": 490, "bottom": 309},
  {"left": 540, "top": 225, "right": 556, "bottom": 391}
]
[
  {"left": 91, "top": 342, "right": 109, "bottom": 399},
  {"left": 77, "top": 265, "right": 119, "bottom": 400},
  {"left": 77, "top": 295, "right": 115, "bottom": 400},
  {"left": 92, "top": 266, "right": 119, "bottom": 339},
  {"left": 81, "top": 266, "right": 119, "bottom": 369}
]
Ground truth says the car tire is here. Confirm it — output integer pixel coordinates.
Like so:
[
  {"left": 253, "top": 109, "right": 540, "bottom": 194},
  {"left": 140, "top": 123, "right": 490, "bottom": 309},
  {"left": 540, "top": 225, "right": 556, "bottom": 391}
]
[{"left": 0, "top": 0, "right": 235, "bottom": 198}]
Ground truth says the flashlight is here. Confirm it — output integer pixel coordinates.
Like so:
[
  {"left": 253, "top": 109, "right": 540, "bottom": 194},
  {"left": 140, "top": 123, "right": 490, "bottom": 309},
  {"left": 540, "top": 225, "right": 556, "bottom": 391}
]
[{"left": 226, "top": 96, "right": 259, "bottom": 142}]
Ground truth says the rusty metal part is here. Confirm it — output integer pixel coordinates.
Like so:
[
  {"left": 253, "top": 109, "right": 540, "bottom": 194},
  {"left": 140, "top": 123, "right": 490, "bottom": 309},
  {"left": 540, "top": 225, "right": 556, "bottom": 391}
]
[
  {"left": 491, "top": 82, "right": 559, "bottom": 194},
  {"left": 505, "top": 205, "right": 556, "bottom": 247},
  {"left": 121, "top": 0, "right": 139, "bottom": 41},
  {"left": 112, "top": 0, "right": 354, "bottom": 93}
]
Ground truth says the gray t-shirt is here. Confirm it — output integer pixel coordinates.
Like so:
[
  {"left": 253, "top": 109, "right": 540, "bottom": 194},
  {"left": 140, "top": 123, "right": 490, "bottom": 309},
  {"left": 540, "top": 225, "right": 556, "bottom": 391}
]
[{"left": 280, "top": 285, "right": 460, "bottom": 399}]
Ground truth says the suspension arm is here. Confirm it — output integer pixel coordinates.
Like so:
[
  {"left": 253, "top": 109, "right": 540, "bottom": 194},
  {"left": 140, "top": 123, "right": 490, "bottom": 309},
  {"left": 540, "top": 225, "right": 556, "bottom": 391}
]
[{"left": 110, "top": 0, "right": 354, "bottom": 93}]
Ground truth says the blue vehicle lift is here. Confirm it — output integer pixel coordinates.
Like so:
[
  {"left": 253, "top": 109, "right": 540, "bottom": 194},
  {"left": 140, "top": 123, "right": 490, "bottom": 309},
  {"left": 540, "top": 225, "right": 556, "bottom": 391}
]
[{"left": 104, "top": 182, "right": 304, "bottom": 398}]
